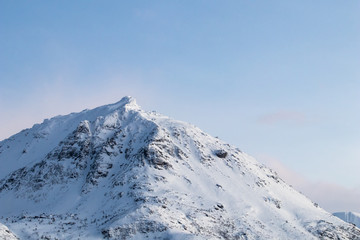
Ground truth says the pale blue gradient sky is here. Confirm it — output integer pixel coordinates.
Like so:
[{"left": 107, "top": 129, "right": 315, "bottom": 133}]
[{"left": 1, "top": 1, "right": 359, "bottom": 211}]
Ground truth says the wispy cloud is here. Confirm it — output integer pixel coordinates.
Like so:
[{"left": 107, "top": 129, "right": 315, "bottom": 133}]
[
  {"left": 257, "top": 111, "right": 307, "bottom": 125},
  {"left": 258, "top": 154, "right": 360, "bottom": 213}
]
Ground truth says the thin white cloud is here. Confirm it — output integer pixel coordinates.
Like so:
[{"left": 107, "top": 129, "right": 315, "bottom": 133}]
[{"left": 257, "top": 111, "right": 307, "bottom": 125}]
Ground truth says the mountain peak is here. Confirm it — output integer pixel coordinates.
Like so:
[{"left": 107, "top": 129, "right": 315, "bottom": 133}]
[{"left": 108, "top": 96, "right": 140, "bottom": 111}]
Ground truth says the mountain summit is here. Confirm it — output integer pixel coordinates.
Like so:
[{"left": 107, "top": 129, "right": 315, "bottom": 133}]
[{"left": 0, "top": 97, "right": 359, "bottom": 239}]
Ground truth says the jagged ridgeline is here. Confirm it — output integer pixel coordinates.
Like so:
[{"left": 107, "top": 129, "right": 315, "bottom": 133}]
[{"left": 0, "top": 97, "right": 359, "bottom": 239}]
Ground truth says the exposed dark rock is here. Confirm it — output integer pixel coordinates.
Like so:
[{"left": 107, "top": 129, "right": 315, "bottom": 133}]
[{"left": 214, "top": 149, "right": 228, "bottom": 158}]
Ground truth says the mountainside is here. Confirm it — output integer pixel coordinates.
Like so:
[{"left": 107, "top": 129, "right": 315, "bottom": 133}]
[
  {"left": 0, "top": 223, "right": 18, "bottom": 240},
  {"left": 0, "top": 96, "right": 359, "bottom": 239},
  {"left": 334, "top": 212, "right": 360, "bottom": 228}
]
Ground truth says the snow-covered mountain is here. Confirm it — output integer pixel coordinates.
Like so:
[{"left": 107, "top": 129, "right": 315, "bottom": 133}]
[
  {"left": 0, "top": 96, "right": 359, "bottom": 239},
  {"left": 334, "top": 212, "right": 360, "bottom": 228}
]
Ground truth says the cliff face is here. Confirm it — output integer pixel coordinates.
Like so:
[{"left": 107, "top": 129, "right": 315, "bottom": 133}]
[{"left": 0, "top": 97, "right": 359, "bottom": 239}]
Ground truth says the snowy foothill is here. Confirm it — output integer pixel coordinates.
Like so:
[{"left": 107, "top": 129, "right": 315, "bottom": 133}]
[{"left": 334, "top": 212, "right": 360, "bottom": 228}]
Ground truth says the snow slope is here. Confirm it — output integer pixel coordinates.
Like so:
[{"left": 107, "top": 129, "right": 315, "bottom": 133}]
[
  {"left": 0, "top": 223, "right": 18, "bottom": 240},
  {"left": 0, "top": 96, "right": 359, "bottom": 239},
  {"left": 334, "top": 212, "right": 360, "bottom": 228}
]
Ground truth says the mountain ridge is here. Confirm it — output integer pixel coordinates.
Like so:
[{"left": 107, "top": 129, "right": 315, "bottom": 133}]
[{"left": 0, "top": 97, "right": 359, "bottom": 239}]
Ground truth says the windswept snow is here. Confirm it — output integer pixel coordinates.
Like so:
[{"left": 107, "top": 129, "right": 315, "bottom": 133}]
[{"left": 0, "top": 96, "right": 359, "bottom": 239}]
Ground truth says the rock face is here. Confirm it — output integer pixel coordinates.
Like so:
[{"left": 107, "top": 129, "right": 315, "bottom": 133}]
[{"left": 0, "top": 96, "right": 359, "bottom": 239}]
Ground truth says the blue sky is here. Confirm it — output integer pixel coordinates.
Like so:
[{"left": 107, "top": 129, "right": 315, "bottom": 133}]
[{"left": 1, "top": 1, "right": 359, "bottom": 212}]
